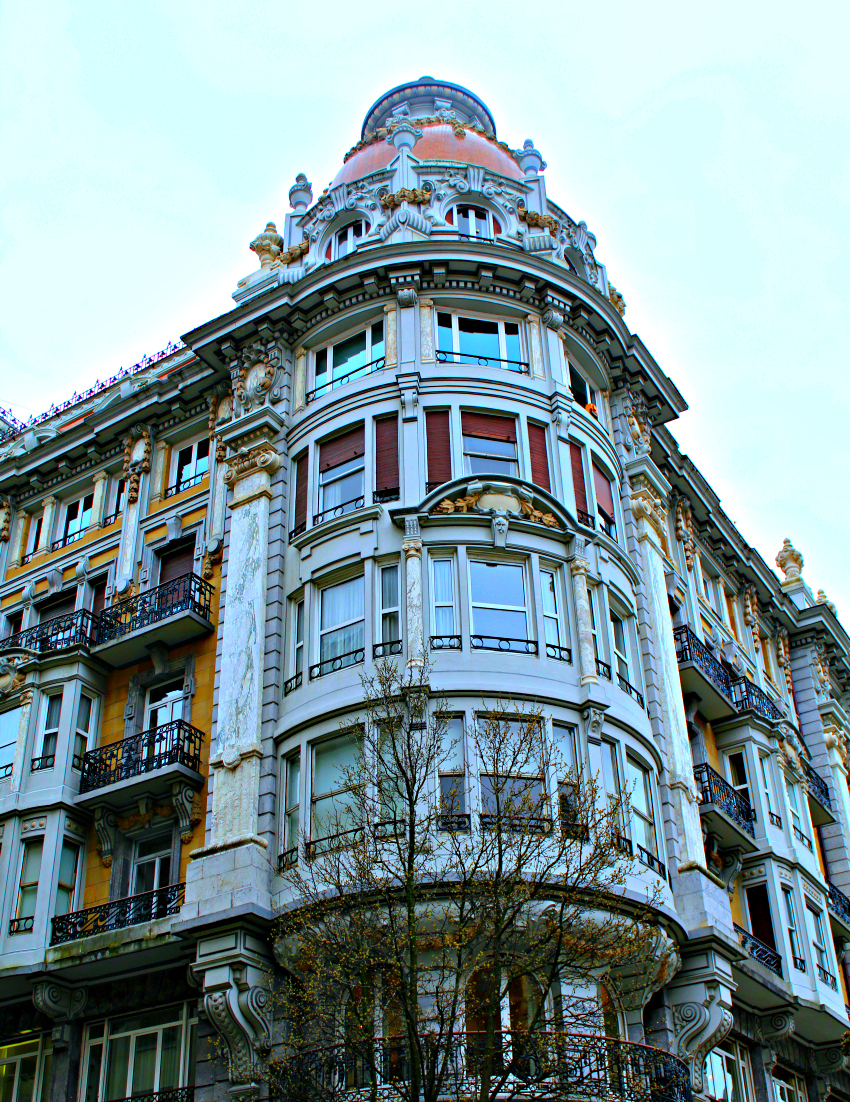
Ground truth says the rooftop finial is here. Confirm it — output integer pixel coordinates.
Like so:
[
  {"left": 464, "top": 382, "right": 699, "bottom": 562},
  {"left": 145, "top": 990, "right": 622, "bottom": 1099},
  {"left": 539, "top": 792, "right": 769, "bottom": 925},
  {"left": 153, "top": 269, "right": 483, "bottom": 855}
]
[{"left": 775, "top": 538, "right": 804, "bottom": 583}]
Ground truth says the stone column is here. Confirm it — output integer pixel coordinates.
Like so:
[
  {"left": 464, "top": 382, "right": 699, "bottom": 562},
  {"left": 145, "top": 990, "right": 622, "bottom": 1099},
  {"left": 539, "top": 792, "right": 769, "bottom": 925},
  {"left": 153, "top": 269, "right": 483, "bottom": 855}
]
[
  {"left": 403, "top": 518, "right": 424, "bottom": 668},
  {"left": 9, "top": 509, "right": 25, "bottom": 566},
  {"left": 525, "top": 313, "right": 545, "bottom": 378},
  {"left": 38, "top": 495, "right": 57, "bottom": 551},
  {"left": 542, "top": 309, "right": 565, "bottom": 383},
  {"left": 569, "top": 550, "right": 598, "bottom": 686},
  {"left": 419, "top": 297, "right": 434, "bottom": 363},
  {"left": 628, "top": 460, "right": 706, "bottom": 871},
  {"left": 293, "top": 346, "right": 306, "bottom": 411},
  {"left": 149, "top": 440, "right": 169, "bottom": 503},
  {"left": 91, "top": 470, "right": 108, "bottom": 527},
  {"left": 384, "top": 302, "right": 398, "bottom": 368},
  {"left": 31, "top": 981, "right": 86, "bottom": 1102}
]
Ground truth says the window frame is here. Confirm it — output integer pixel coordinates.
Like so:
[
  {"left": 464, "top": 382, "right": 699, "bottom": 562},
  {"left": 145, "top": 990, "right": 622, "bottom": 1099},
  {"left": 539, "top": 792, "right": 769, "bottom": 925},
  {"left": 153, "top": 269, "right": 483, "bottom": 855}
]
[
  {"left": 377, "top": 562, "right": 402, "bottom": 653},
  {"left": 782, "top": 886, "right": 804, "bottom": 969},
  {"left": 625, "top": 754, "right": 659, "bottom": 862},
  {"left": 25, "top": 512, "right": 44, "bottom": 558},
  {"left": 281, "top": 751, "right": 301, "bottom": 866},
  {"left": 311, "top": 318, "right": 385, "bottom": 399},
  {"left": 430, "top": 555, "right": 458, "bottom": 646},
  {"left": 310, "top": 731, "right": 363, "bottom": 849},
  {"left": 540, "top": 566, "right": 568, "bottom": 660},
  {"left": 567, "top": 360, "right": 597, "bottom": 415},
  {"left": 72, "top": 691, "right": 96, "bottom": 771},
  {"left": 315, "top": 574, "right": 366, "bottom": 675},
  {"left": 168, "top": 437, "right": 210, "bottom": 497},
  {"left": 55, "top": 839, "right": 80, "bottom": 917},
  {"left": 14, "top": 837, "right": 43, "bottom": 929},
  {"left": 467, "top": 557, "right": 531, "bottom": 652},
  {"left": 462, "top": 431, "right": 518, "bottom": 479},
  {"left": 438, "top": 714, "right": 467, "bottom": 825},
  {"left": 35, "top": 691, "right": 63, "bottom": 771},
  {"left": 436, "top": 308, "right": 527, "bottom": 372},
  {"left": 59, "top": 491, "right": 94, "bottom": 548},
  {"left": 445, "top": 203, "right": 503, "bottom": 240},
  {"left": 326, "top": 218, "right": 368, "bottom": 260},
  {"left": 703, "top": 1040, "right": 755, "bottom": 1102}
]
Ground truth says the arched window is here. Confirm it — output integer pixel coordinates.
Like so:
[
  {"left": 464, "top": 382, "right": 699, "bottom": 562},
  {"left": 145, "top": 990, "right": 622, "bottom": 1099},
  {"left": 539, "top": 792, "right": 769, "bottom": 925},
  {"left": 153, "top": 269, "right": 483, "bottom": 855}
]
[
  {"left": 326, "top": 220, "right": 367, "bottom": 261},
  {"left": 445, "top": 204, "right": 503, "bottom": 240}
]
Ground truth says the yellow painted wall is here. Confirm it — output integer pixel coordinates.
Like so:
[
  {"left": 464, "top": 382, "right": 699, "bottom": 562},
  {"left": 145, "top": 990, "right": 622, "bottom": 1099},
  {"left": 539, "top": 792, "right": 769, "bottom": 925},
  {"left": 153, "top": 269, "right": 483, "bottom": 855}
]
[
  {"left": 698, "top": 716, "right": 721, "bottom": 771},
  {"left": 81, "top": 562, "right": 221, "bottom": 907},
  {"left": 147, "top": 478, "right": 210, "bottom": 516},
  {"left": 813, "top": 826, "right": 828, "bottom": 880},
  {"left": 730, "top": 882, "right": 744, "bottom": 927}
]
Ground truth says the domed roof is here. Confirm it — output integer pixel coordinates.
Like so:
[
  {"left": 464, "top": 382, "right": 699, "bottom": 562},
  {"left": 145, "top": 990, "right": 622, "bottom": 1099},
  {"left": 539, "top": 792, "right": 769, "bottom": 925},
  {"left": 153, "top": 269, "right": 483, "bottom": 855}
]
[{"left": 330, "top": 77, "right": 524, "bottom": 188}]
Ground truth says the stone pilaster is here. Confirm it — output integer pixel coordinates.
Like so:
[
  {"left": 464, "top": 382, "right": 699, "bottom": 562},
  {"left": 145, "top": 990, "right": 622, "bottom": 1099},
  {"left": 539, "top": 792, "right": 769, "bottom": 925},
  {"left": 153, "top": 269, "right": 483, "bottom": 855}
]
[
  {"left": 569, "top": 550, "right": 598, "bottom": 686},
  {"left": 149, "top": 440, "right": 169, "bottom": 503},
  {"left": 525, "top": 313, "right": 545, "bottom": 377},
  {"left": 419, "top": 296, "right": 434, "bottom": 362},
  {"left": 37, "top": 495, "right": 56, "bottom": 551},
  {"left": 91, "top": 470, "right": 108, "bottom": 527},
  {"left": 9, "top": 508, "right": 25, "bottom": 565},
  {"left": 293, "top": 346, "right": 306, "bottom": 411},
  {"left": 384, "top": 302, "right": 398, "bottom": 367},
  {"left": 32, "top": 979, "right": 87, "bottom": 1102},
  {"left": 403, "top": 518, "right": 423, "bottom": 667}
]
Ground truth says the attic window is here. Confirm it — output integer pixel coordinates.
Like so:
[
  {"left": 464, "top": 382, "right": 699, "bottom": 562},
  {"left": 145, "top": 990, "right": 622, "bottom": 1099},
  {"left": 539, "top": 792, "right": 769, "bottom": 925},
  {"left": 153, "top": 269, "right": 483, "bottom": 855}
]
[
  {"left": 327, "top": 221, "right": 366, "bottom": 261},
  {"left": 446, "top": 205, "right": 502, "bottom": 240}
]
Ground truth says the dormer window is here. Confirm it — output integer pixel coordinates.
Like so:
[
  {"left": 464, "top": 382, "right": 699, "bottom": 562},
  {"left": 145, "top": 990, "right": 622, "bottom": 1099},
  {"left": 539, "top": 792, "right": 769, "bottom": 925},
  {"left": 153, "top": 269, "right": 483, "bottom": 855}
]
[
  {"left": 326, "top": 220, "right": 366, "bottom": 261},
  {"left": 445, "top": 205, "right": 502, "bottom": 240}
]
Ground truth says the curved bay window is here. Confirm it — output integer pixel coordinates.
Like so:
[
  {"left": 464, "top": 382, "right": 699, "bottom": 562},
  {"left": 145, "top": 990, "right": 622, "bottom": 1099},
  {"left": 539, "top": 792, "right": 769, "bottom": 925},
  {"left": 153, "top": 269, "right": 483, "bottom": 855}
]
[
  {"left": 312, "top": 321, "right": 385, "bottom": 400},
  {"left": 437, "top": 311, "right": 525, "bottom": 371},
  {"left": 465, "top": 967, "right": 544, "bottom": 1072},
  {"left": 445, "top": 204, "right": 502, "bottom": 240}
]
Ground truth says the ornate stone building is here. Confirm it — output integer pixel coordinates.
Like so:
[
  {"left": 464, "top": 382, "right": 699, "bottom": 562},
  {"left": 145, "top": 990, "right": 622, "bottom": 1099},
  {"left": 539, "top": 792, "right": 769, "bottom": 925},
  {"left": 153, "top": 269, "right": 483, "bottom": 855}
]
[{"left": 1, "top": 76, "right": 850, "bottom": 1102}]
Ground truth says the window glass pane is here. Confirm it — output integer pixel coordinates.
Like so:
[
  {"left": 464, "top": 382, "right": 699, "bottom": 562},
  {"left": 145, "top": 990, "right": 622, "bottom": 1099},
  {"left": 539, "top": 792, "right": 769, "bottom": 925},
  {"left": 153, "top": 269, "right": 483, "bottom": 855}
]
[
  {"left": 480, "top": 774, "right": 543, "bottom": 816},
  {"left": 469, "top": 562, "right": 525, "bottom": 609},
  {"left": 440, "top": 774, "right": 466, "bottom": 815},
  {"left": 320, "top": 466, "right": 363, "bottom": 509},
  {"left": 130, "top": 1033, "right": 157, "bottom": 1095},
  {"left": 553, "top": 724, "right": 577, "bottom": 774},
  {"left": 434, "top": 607, "right": 454, "bottom": 635},
  {"left": 0, "top": 708, "right": 21, "bottom": 769},
  {"left": 45, "top": 695, "right": 62, "bottom": 730},
  {"left": 440, "top": 716, "right": 465, "bottom": 773},
  {"left": 332, "top": 331, "right": 368, "bottom": 379},
  {"left": 625, "top": 758, "right": 650, "bottom": 817},
  {"left": 457, "top": 316, "right": 500, "bottom": 361},
  {"left": 463, "top": 436, "right": 516, "bottom": 459},
  {"left": 437, "top": 313, "right": 453, "bottom": 355},
  {"left": 286, "top": 757, "right": 300, "bottom": 808},
  {"left": 159, "top": 1026, "right": 181, "bottom": 1091},
  {"left": 83, "top": 1043, "right": 103, "bottom": 1102},
  {"left": 602, "top": 742, "right": 619, "bottom": 797},
  {"left": 315, "top": 348, "right": 327, "bottom": 381},
  {"left": 105, "top": 1035, "right": 131, "bottom": 1100},
  {"left": 381, "top": 566, "right": 398, "bottom": 610},
  {"left": 195, "top": 438, "right": 210, "bottom": 476},
  {"left": 21, "top": 841, "right": 42, "bottom": 886},
  {"left": 371, "top": 321, "right": 385, "bottom": 361},
  {"left": 321, "top": 577, "right": 364, "bottom": 631},
  {"left": 542, "top": 572, "right": 557, "bottom": 616},
  {"left": 569, "top": 364, "right": 589, "bottom": 407},
  {"left": 16, "top": 1057, "right": 37, "bottom": 1102},
  {"left": 504, "top": 323, "right": 521, "bottom": 363},
  {"left": 76, "top": 694, "right": 93, "bottom": 733},
  {"left": 433, "top": 561, "right": 454, "bottom": 606},
  {"left": 314, "top": 735, "right": 359, "bottom": 795},
  {"left": 110, "top": 1008, "right": 182, "bottom": 1035}
]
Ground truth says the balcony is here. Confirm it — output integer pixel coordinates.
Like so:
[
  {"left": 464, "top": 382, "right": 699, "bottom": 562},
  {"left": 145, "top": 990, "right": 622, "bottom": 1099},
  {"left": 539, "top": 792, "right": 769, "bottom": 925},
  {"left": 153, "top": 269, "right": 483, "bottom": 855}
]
[
  {"left": 271, "top": 1032, "right": 692, "bottom": 1102},
  {"left": 672, "top": 624, "right": 735, "bottom": 720},
  {"left": 0, "top": 609, "right": 99, "bottom": 656},
  {"left": 803, "top": 760, "right": 835, "bottom": 826},
  {"left": 50, "top": 882, "right": 184, "bottom": 944},
  {"left": 93, "top": 573, "right": 213, "bottom": 666},
  {"left": 730, "top": 677, "right": 784, "bottom": 722},
  {"left": 734, "top": 923, "right": 783, "bottom": 977},
  {"left": 694, "top": 762, "right": 757, "bottom": 852},
  {"left": 106, "top": 1091, "right": 194, "bottom": 1102},
  {"left": 77, "top": 720, "right": 204, "bottom": 806},
  {"left": 827, "top": 880, "right": 850, "bottom": 935}
]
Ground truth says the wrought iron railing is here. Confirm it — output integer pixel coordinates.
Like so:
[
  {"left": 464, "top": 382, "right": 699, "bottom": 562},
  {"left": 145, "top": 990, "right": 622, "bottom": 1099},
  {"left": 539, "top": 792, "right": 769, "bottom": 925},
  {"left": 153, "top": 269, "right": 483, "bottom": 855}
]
[
  {"left": 817, "top": 963, "right": 838, "bottom": 989},
  {"left": 52, "top": 527, "right": 88, "bottom": 551},
  {"left": 373, "top": 488, "right": 400, "bottom": 504},
  {"left": 20, "top": 548, "right": 40, "bottom": 565},
  {"left": 480, "top": 813, "right": 553, "bottom": 834},
  {"left": 733, "top": 923, "right": 782, "bottom": 977},
  {"left": 307, "top": 357, "right": 387, "bottom": 403},
  {"left": 279, "top": 847, "right": 298, "bottom": 871},
  {"left": 289, "top": 520, "right": 307, "bottom": 541},
  {"left": 313, "top": 496, "right": 365, "bottom": 526},
  {"left": 471, "top": 636, "right": 538, "bottom": 654},
  {"left": 693, "top": 762, "right": 755, "bottom": 838},
  {"left": 438, "top": 813, "right": 472, "bottom": 832},
  {"left": 617, "top": 674, "right": 645, "bottom": 709},
  {"left": 546, "top": 644, "right": 572, "bottom": 663},
  {"left": 96, "top": 573, "right": 213, "bottom": 644},
  {"left": 430, "top": 635, "right": 461, "bottom": 650},
  {"left": 613, "top": 833, "right": 633, "bottom": 857},
  {"left": 79, "top": 720, "right": 204, "bottom": 793},
  {"left": 164, "top": 471, "right": 208, "bottom": 498},
  {"left": 828, "top": 880, "right": 850, "bottom": 926},
  {"left": 769, "top": 811, "right": 782, "bottom": 828},
  {"left": 730, "top": 678, "right": 784, "bottom": 722},
  {"left": 0, "top": 608, "right": 99, "bottom": 654},
  {"left": 0, "top": 763, "right": 12, "bottom": 779},
  {"left": 793, "top": 956, "right": 807, "bottom": 973},
  {"left": 309, "top": 648, "right": 365, "bottom": 679},
  {"left": 373, "top": 640, "right": 402, "bottom": 659},
  {"left": 803, "top": 760, "right": 832, "bottom": 811},
  {"left": 596, "top": 658, "right": 612, "bottom": 680},
  {"left": 31, "top": 754, "right": 55, "bottom": 772},
  {"left": 436, "top": 349, "right": 529, "bottom": 373},
  {"left": 9, "top": 916, "right": 34, "bottom": 935},
  {"left": 271, "top": 1031, "right": 692, "bottom": 1102},
  {"left": 50, "top": 882, "right": 185, "bottom": 944},
  {"left": 793, "top": 823, "right": 814, "bottom": 851},
  {"left": 283, "top": 672, "right": 303, "bottom": 696},
  {"left": 108, "top": 1089, "right": 194, "bottom": 1102},
  {"left": 305, "top": 826, "right": 363, "bottom": 859},
  {"left": 598, "top": 513, "right": 617, "bottom": 541},
  {"left": 576, "top": 510, "right": 596, "bottom": 528},
  {"left": 672, "top": 624, "right": 734, "bottom": 700},
  {"left": 636, "top": 845, "right": 667, "bottom": 879},
  {"left": 101, "top": 508, "right": 122, "bottom": 528}
]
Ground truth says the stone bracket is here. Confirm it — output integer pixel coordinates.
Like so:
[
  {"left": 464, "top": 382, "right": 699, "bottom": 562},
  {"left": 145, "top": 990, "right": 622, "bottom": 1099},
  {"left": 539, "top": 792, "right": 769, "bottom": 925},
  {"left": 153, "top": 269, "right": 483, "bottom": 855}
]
[
  {"left": 669, "top": 980, "right": 733, "bottom": 1091},
  {"left": 32, "top": 979, "right": 87, "bottom": 1023}
]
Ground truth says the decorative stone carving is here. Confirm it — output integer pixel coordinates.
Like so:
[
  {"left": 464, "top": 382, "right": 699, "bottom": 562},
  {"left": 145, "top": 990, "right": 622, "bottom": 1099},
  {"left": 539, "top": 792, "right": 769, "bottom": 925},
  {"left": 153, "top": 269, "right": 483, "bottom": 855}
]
[
  {"left": 542, "top": 307, "right": 564, "bottom": 330},
  {"left": 0, "top": 656, "right": 25, "bottom": 696},
  {"left": 719, "top": 848, "right": 744, "bottom": 896},
  {"left": 249, "top": 222, "right": 283, "bottom": 270},
  {"left": 397, "top": 286, "right": 418, "bottom": 307},
  {"left": 491, "top": 514, "right": 509, "bottom": 548},
  {"left": 122, "top": 424, "right": 152, "bottom": 504},
  {"left": 517, "top": 202, "right": 558, "bottom": 234},
  {"left": 172, "top": 781, "right": 200, "bottom": 844},
  {"left": 817, "top": 589, "right": 838, "bottom": 615},
  {"left": 419, "top": 297, "right": 434, "bottom": 362},
  {"left": 0, "top": 497, "right": 10, "bottom": 542},
  {"left": 755, "top": 1010, "right": 795, "bottom": 1046},
  {"left": 381, "top": 187, "right": 432, "bottom": 209},
  {"left": 775, "top": 538, "right": 804, "bottom": 583},
  {"left": 94, "top": 808, "right": 117, "bottom": 867},
  {"left": 811, "top": 641, "right": 832, "bottom": 703},
  {"left": 623, "top": 391, "right": 652, "bottom": 458},
  {"left": 671, "top": 983, "right": 733, "bottom": 1092},
  {"left": 630, "top": 479, "right": 671, "bottom": 558},
  {"left": 431, "top": 482, "right": 562, "bottom": 530},
  {"left": 675, "top": 498, "right": 695, "bottom": 571},
  {"left": 32, "top": 980, "right": 87, "bottom": 1022},
  {"left": 582, "top": 706, "right": 605, "bottom": 738},
  {"left": 223, "top": 438, "right": 283, "bottom": 490},
  {"left": 776, "top": 627, "right": 794, "bottom": 696},
  {"left": 288, "top": 173, "right": 313, "bottom": 211},
  {"left": 743, "top": 584, "right": 760, "bottom": 652},
  {"left": 608, "top": 284, "right": 626, "bottom": 317}
]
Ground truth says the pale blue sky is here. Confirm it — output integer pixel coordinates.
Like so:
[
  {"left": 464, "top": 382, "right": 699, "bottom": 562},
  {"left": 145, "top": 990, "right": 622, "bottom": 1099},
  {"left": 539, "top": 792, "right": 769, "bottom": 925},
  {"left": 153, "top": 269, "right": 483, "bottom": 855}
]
[{"left": 1, "top": 1, "right": 848, "bottom": 612}]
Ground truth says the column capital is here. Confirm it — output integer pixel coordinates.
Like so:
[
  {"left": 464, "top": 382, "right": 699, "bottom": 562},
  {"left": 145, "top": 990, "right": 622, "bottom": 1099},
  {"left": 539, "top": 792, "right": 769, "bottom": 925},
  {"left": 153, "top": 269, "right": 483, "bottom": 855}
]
[
  {"left": 42, "top": 494, "right": 57, "bottom": 507},
  {"left": 569, "top": 555, "right": 591, "bottom": 578},
  {"left": 92, "top": 469, "right": 109, "bottom": 484},
  {"left": 402, "top": 537, "right": 422, "bottom": 558}
]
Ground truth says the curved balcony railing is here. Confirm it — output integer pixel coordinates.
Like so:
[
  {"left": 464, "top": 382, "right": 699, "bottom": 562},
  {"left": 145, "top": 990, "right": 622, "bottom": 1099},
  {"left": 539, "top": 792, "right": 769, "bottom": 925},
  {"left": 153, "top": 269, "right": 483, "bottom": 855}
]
[
  {"left": 0, "top": 608, "right": 99, "bottom": 654},
  {"left": 272, "top": 1032, "right": 692, "bottom": 1102},
  {"left": 617, "top": 674, "right": 645, "bottom": 710},
  {"left": 828, "top": 880, "right": 850, "bottom": 926},
  {"left": 374, "top": 640, "right": 402, "bottom": 659},
  {"left": 672, "top": 624, "right": 734, "bottom": 700},
  {"left": 436, "top": 349, "right": 529, "bottom": 374},
  {"left": 313, "top": 496, "right": 365, "bottom": 526},
  {"left": 96, "top": 573, "right": 213, "bottom": 645},
  {"left": 471, "top": 636, "right": 538, "bottom": 655},
  {"left": 733, "top": 923, "right": 782, "bottom": 977},
  {"left": 284, "top": 672, "right": 303, "bottom": 696},
  {"left": 306, "top": 356, "right": 387, "bottom": 403},
  {"left": 693, "top": 763, "right": 755, "bottom": 838},
  {"left": 546, "top": 644, "right": 572, "bottom": 663},
  {"left": 310, "top": 648, "right": 365, "bottom": 680},
  {"left": 803, "top": 760, "right": 832, "bottom": 811},
  {"left": 431, "top": 635, "right": 462, "bottom": 650},
  {"left": 164, "top": 470, "right": 208, "bottom": 498},
  {"left": 817, "top": 963, "right": 838, "bottom": 990},
  {"left": 596, "top": 659, "right": 612, "bottom": 680},
  {"left": 50, "top": 882, "right": 184, "bottom": 945},
  {"left": 79, "top": 720, "right": 204, "bottom": 793},
  {"left": 730, "top": 677, "right": 784, "bottom": 722},
  {"left": 109, "top": 1090, "right": 194, "bottom": 1102}
]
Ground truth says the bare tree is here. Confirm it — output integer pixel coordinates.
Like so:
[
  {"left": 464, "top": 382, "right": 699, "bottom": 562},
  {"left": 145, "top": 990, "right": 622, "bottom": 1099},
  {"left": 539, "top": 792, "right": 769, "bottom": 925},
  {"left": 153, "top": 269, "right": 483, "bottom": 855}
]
[{"left": 270, "top": 659, "right": 669, "bottom": 1102}]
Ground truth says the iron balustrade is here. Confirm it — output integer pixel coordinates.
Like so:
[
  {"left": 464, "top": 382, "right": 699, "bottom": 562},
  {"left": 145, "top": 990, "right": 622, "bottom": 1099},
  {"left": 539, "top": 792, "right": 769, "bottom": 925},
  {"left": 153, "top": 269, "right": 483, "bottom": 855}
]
[
  {"left": 309, "top": 648, "right": 365, "bottom": 680},
  {"left": 769, "top": 811, "right": 783, "bottom": 828},
  {"left": 636, "top": 845, "right": 667, "bottom": 879},
  {"left": 817, "top": 963, "right": 838, "bottom": 989},
  {"left": 431, "top": 635, "right": 462, "bottom": 650},
  {"left": 436, "top": 349, "right": 529, "bottom": 373},
  {"left": 31, "top": 754, "right": 55, "bottom": 772},
  {"left": 471, "top": 636, "right": 538, "bottom": 654},
  {"left": 79, "top": 720, "right": 204, "bottom": 793},
  {"left": 283, "top": 672, "right": 303, "bottom": 696},
  {"left": 306, "top": 356, "right": 386, "bottom": 403},
  {"left": 734, "top": 923, "right": 783, "bottom": 976},
  {"left": 438, "top": 813, "right": 472, "bottom": 832},
  {"left": 52, "top": 527, "right": 88, "bottom": 551},
  {"left": 613, "top": 833, "right": 633, "bottom": 857},
  {"left": 164, "top": 471, "right": 207, "bottom": 498},
  {"left": 793, "top": 823, "right": 814, "bottom": 851},
  {"left": 305, "top": 826, "right": 363, "bottom": 859},
  {"left": 828, "top": 880, "right": 850, "bottom": 925},
  {"left": 576, "top": 510, "right": 596, "bottom": 528},
  {"left": 272, "top": 1031, "right": 692, "bottom": 1102},
  {"left": 50, "top": 882, "right": 184, "bottom": 944},
  {"left": 9, "top": 917, "right": 34, "bottom": 935},
  {"left": 599, "top": 513, "right": 617, "bottom": 540},
  {"left": 793, "top": 957, "right": 807, "bottom": 973},
  {"left": 672, "top": 624, "right": 734, "bottom": 700},
  {"left": 0, "top": 763, "right": 12, "bottom": 779},
  {"left": 108, "top": 1089, "right": 194, "bottom": 1102},
  {"left": 693, "top": 762, "right": 755, "bottom": 837},
  {"left": 546, "top": 643, "right": 572, "bottom": 662},
  {"left": 373, "top": 640, "right": 402, "bottom": 658},
  {"left": 731, "top": 677, "right": 784, "bottom": 722},
  {"left": 455, "top": 231, "right": 495, "bottom": 243},
  {"left": 313, "top": 496, "right": 365, "bottom": 526},
  {"left": 618, "top": 673, "right": 645, "bottom": 709},
  {"left": 96, "top": 573, "right": 213, "bottom": 644},
  {"left": 101, "top": 508, "right": 122, "bottom": 528},
  {"left": 596, "top": 658, "right": 613, "bottom": 680},
  {"left": 803, "top": 760, "right": 832, "bottom": 810},
  {"left": 279, "top": 847, "right": 298, "bottom": 871},
  {"left": 20, "top": 549, "right": 40, "bottom": 565},
  {"left": 480, "top": 813, "right": 553, "bottom": 834},
  {"left": 289, "top": 521, "right": 307, "bottom": 541},
  {"left": 0, "top": 608, "right": 99, "bottom": 654},
  {"left": 373, "top": 487, "right": 400, "bottom": 504}
]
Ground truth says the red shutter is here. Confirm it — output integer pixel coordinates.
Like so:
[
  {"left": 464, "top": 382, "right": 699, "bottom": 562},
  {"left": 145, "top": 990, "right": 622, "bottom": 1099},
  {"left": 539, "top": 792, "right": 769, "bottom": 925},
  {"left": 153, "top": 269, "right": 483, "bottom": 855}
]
[
  {"left": 426, "top": 410, "right": 452, "bottom": 488},
  {"left": 159, "top": 543, "right": 195, "bottom": 583},
  {"left": 92, "top": 578, "right": 108, "bottom": 617},
  {"left": 293, "top": 452, "right": 308, "bottom": 533},
  {"left": 570, "top": 442, "right": 588, "bottom": 517},
  {"left": 375, "top": 415, "right": 399, "bottom": 493},
  {"left": 460, "top": 412, "right": 516, "bottom": 442},
  {"left": 592, "top": 462, "right": 615, "bottom": 518},
  {"left": 528, "top": 423, "right": 550, "bottom": 491},
  {"left": 319, "top": 425, "right": 365, "bottom": 473}
]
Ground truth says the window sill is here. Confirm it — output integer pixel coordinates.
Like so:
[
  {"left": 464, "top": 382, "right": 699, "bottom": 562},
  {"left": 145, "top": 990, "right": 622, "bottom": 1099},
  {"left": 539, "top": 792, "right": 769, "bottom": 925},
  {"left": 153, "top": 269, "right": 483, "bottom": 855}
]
[{"left": 289, "top": 504, "right": 383, "bottom": 551}]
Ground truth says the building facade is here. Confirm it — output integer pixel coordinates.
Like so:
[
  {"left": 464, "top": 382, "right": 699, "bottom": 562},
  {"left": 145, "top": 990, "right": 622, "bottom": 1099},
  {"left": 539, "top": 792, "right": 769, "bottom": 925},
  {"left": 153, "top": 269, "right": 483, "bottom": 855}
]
[{"left": 1, "top": 76, "right": 850, "bottom": 1102}]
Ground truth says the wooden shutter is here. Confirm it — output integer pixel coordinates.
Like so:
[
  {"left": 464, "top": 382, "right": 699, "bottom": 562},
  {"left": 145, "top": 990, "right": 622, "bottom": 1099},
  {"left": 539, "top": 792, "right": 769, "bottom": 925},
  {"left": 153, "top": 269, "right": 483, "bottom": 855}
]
[
  {"left": 38, "top": 592, "right": 77, "bottom": 621},
  {"left": 91, "top": 578, "right": 108, "bottom": 617},
  {"left": 569, "top": 442, "right": 588, "bottom": 517},
  {"left": 375, "top": 415, "right": 399, "bottom": 493},
  {"left": 159, "top": 543, "right": 195, "bottom": 584},
  {"left": 592, "top": 461, "right": 615, "bottom": 517},
  {"left": 528, "top": 423, "right": 550, "bottom": 491},
  {"left": 426, "top": 410, "right": 452, "bottom": 488},
  {"left": 319, "top": 424, "right": 365, "bottom": 473},
  {"left": 460, "top": 412, "right": 516, "bottom": 442},
  {"left": 293, "top": 453, "right": 308, "bottom": 533}
]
